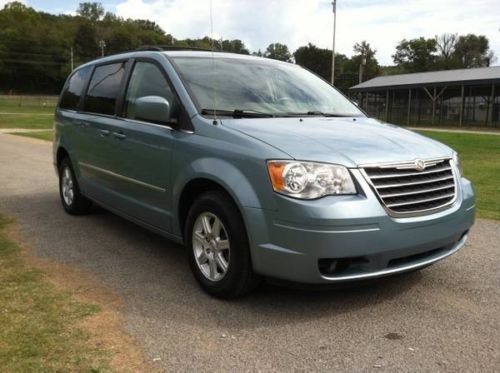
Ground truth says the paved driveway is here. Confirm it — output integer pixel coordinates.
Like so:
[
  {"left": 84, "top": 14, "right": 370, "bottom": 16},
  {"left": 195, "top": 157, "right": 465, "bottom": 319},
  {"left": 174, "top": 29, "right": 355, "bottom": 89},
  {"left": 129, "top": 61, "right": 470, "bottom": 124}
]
[{"left": 0, "top": 134, "right": 498, "bottom": 372}]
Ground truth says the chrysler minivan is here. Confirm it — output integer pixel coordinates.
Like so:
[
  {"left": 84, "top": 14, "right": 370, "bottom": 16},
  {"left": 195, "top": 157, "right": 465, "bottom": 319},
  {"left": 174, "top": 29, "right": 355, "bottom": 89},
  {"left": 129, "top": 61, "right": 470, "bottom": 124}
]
[{"left": 54, "top": 49, "right": 475, "bottom": 298}]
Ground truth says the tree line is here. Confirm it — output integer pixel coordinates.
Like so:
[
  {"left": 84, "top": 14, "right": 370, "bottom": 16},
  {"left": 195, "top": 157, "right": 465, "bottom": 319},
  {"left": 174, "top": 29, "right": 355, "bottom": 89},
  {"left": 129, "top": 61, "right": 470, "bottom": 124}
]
[{"left": 0, "top": 1, "right": 495, "bottom": 94}]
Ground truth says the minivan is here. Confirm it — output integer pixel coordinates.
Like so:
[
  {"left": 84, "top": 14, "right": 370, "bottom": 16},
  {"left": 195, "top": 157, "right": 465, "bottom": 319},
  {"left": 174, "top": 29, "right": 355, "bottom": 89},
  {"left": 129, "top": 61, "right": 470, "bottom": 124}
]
[{"left": 54, "top": 49, "right": 475, "bottom": 298}]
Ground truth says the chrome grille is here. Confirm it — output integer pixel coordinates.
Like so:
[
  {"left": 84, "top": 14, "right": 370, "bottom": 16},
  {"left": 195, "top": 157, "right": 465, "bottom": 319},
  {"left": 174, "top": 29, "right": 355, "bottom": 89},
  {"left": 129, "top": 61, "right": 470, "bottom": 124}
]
[{"left": 362, "top": 159, "right": 457, "bottom": 215}]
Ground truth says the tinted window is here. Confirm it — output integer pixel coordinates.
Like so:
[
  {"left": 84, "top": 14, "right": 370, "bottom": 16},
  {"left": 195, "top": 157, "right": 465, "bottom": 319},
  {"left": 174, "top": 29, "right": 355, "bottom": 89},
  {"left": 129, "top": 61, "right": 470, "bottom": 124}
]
[
  {"left": 84, "top": 62, "right": 126, "bottom": 115},
  {"left": 59, "top": 66, "right": 92, "bottom": 110},
  {"left": 124, "top": 61, "right": 178, "bottom": 121}
]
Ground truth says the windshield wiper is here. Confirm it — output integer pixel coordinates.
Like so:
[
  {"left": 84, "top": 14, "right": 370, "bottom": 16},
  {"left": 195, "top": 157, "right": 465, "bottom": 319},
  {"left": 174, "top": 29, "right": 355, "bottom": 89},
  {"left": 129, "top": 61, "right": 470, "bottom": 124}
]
[
  {"left": 288, "top": 110, "right": 359, "bottom": 118},
  {"left": 201, "top": 108, "right": 275, "bottom": 118}
]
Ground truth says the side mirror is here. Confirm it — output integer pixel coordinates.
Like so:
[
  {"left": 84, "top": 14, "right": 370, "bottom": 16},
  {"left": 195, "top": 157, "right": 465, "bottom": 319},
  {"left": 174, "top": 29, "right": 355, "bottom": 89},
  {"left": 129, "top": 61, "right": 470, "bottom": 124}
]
[{"left": 134, "top": 96, "right": 172, "bottom": 125}]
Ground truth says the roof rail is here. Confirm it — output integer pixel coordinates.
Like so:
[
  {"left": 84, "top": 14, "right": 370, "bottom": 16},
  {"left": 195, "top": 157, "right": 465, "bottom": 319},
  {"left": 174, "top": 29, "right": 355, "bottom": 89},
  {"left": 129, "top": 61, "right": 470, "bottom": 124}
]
[{"left": 135, "top": 45, "right": 216, "bottom": 52}]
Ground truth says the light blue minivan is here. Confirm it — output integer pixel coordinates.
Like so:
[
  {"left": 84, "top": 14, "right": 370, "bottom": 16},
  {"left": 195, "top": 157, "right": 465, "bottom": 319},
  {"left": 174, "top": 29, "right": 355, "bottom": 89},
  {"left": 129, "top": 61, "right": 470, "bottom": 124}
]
[{"left": 54, "top": 49, "right": 475, "bottom": 298}]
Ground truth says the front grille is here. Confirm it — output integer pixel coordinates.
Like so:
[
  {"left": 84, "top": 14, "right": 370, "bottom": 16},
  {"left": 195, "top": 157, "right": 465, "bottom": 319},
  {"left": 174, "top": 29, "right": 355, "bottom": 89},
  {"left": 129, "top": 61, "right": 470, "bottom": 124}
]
[{"left": 362, "top": 159, "right": 456, "bottom": 215}]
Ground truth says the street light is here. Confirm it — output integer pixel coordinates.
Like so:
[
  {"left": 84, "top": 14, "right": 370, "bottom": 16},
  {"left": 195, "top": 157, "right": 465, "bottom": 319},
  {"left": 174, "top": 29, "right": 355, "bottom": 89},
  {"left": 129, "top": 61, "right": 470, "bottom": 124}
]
[{"left": 331, "top": 0, "right": 337, "bottom": 85}]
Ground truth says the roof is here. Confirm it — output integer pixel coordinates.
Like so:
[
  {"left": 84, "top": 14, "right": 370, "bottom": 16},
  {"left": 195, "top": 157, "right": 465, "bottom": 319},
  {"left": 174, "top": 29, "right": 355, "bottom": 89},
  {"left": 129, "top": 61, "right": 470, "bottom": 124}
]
[
  {"left": 350, "top": 66, "right": 500, "bottom": 91},
  {"left": 75, "top": 49, "right": 285, "bottom": 72}
]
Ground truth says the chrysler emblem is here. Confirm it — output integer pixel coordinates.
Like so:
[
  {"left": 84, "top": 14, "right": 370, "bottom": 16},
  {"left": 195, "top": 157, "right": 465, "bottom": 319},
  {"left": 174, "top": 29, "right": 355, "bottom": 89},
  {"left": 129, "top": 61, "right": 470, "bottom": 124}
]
[{"left": 414, "top": 159, "right": 426, "bottom": 171}]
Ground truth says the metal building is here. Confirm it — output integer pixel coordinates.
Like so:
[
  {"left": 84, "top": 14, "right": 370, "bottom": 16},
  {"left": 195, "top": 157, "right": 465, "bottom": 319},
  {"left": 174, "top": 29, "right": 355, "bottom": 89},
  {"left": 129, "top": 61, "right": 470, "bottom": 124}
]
[{"left": 349, "top": 66, "right": 500, "bottom": 128}]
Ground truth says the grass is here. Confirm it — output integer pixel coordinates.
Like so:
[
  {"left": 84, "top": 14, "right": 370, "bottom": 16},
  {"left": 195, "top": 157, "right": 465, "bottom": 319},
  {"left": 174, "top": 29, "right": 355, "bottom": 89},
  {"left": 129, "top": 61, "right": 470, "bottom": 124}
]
[
  {"left": 0, "top": 214, "right": 110, "bottom": 372},
  {"left": 0, "top": 100, "right": 55, "bottom": 129},
  {"left": 0, "top": 114, "right": 53, "bottom": 129},
  {"left": 13, "top": 130, "right": 54, "bottom": 142},
  {"left": 419, "top": 131, "right": 500, "bottom": 220}
]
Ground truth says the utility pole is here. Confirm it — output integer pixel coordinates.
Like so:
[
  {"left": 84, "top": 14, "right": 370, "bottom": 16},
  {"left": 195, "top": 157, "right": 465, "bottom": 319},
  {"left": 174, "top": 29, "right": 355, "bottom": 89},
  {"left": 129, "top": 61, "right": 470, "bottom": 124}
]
[
  {"left": 330, "top": 0, "right": 337, "bottom": 85},
  {"left": 98, "top": 40, "right": 106, "bottom": 57},
  {"left": 70, "top": 47, "right": 74, "bottom": 71}
]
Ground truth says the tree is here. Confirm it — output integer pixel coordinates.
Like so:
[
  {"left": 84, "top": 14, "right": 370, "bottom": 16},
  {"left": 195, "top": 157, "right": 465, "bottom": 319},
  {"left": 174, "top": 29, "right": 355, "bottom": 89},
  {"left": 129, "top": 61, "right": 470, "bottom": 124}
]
[
  {"left": 452, "top": 34, "right": 494, "bottom": 68},
  {"left": 435, "top": 33, "right": 459, "bottom": 69},
  {"left": 265, "top": 43, "right": 292, "bottom": 62},
  {"left": 392, "top": 37, "right": 438, "bottom": 73},
  {"left": 74, "top": 22, "right": 98, "bottom": 60},
  {"left": 293, "top": 43, "right": 332, "bottom": 80},
  {"left": 351, "top": 41, "right": 379, "bottom": 81},
  {"left": 77, "top": 2, "right": 104, "bottom": 22},
  {"left": 221, "top": 39, "right": 249, "bottom": 54}
]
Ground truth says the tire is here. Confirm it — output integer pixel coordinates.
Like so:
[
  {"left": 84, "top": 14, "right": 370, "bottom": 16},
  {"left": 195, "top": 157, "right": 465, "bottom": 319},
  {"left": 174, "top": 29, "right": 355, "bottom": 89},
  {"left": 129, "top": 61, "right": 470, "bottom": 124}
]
[
  {"left": 185, "top": 191, "right": 261, "bottom": 299},
  {"left": 58, "top": 157, "right": 92, "bottom": 215}
]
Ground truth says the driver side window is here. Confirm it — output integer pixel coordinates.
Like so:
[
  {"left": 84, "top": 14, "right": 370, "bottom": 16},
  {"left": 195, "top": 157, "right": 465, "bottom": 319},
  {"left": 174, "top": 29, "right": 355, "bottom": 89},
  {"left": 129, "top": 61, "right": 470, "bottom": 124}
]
[{"left": 124, "top": 61, "right": 178, "bottom": 122}]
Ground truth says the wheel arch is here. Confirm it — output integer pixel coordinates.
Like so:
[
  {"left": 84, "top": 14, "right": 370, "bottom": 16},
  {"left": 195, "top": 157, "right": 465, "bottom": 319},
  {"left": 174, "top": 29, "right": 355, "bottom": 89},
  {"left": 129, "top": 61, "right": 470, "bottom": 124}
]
[{"left": 177, "top": 178, "right": 243, "bottom": 240}]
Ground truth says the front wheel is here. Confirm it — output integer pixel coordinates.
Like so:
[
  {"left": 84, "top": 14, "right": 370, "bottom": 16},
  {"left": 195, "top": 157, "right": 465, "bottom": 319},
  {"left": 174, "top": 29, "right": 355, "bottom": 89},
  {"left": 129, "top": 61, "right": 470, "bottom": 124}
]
[
  {"left": 58, "top": 157, "right": 92, "bottom": 215},
  {"left": 185, "top": 191, "right": 261, "bottom": 299}
]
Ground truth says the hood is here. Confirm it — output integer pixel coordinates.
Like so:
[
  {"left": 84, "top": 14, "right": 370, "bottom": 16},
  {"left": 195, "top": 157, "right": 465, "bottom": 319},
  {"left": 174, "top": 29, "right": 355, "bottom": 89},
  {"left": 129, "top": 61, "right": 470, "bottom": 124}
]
[{"left": 221, "top": 116, "right": 452, "bottom": 167}]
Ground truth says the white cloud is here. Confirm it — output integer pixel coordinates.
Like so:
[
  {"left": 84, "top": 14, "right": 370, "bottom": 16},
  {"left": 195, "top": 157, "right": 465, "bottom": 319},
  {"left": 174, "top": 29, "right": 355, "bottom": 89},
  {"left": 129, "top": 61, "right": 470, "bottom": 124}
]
[{"left": 115, "top": 0, "right": 500, "bottom": 65}]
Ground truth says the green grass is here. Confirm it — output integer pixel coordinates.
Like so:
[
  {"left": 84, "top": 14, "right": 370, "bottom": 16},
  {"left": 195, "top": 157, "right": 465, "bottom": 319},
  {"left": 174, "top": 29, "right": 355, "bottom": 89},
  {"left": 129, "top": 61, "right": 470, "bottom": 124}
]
[
  {"left": 13, "top": 130, "right": 54, "bottom": 142},
  {"left": 0, "top": 214, "right": 110, "bottom": 372},
  {"left": 0, "top": 99, "right": 55, "bottom": 129},
  {"left": 0, "top": 96, "right": 57, "bottom": 114},
  {"left": 0, "top": 114, "right": 53, "bottom": 129},
  {"left": 419, "top": 131, "right": 500, "bottom": 220}
]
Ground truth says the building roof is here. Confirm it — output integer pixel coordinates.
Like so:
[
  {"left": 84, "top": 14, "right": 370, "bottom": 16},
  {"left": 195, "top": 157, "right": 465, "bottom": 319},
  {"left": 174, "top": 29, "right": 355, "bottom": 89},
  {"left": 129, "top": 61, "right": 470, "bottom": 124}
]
[{"left": 350, "top": 66, "right": 500, "bottom": 91}]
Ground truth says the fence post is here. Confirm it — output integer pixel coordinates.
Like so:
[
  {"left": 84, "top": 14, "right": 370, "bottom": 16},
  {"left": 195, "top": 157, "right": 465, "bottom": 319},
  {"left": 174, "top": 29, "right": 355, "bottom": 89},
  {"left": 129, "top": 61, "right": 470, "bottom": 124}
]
[
  {"left": 459, "top": 85, "right": 465, "bottom": 127},
  {"left": 407, "top": 88, "right": 412, "bottom": 126}
]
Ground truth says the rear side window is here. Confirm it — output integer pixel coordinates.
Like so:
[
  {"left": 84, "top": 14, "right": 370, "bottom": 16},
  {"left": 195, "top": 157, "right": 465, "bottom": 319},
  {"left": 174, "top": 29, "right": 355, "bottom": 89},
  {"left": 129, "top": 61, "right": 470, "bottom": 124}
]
[
  {"left": 59, "top": 66, "right": 92, "bottom": 110},
  {"left": 84, "top": 62, "right": 126, "bottom": 115}
]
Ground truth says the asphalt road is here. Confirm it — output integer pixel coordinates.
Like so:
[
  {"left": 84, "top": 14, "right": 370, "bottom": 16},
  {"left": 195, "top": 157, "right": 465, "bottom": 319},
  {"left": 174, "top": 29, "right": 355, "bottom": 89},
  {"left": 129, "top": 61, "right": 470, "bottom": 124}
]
[{"left": 0, "top": 133, "right": 499, "bottom": 372}]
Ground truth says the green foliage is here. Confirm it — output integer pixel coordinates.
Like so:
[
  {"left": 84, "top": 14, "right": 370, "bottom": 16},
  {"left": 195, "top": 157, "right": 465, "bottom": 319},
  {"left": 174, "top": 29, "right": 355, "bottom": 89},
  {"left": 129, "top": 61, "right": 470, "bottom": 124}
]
[
  {"left": 392, "top": 37, "right": 438, "bottom": 73},
  {"left": 265, "top": 43, "right": 292, "bottom": 62},
  {"left": 453, "top": 34, "right": 494, "bottom": 68},
  {"left": 0, "top": 2, "right": 250, "bottom": 94},
  {"left": 293, "top": 41, "right": 380, "bottom": 92},
  {"left": 77, "top": 2, "right": 104, "bottom": 22},
  {"left": 392, "top": 33, "right": 495, "bottom": 73}
]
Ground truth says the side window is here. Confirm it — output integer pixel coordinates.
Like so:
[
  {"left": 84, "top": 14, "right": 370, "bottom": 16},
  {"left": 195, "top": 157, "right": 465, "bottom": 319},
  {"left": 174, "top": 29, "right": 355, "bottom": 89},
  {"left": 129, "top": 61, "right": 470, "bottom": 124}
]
[
  {"left": 84, "top": 62, "right": 126, "bottom": 115},
  {"left": 124, "top": 61, "right": 178, "bottom": 122},
  {"left": 59, "top": 66, "right": 92, "bottom": 110}
]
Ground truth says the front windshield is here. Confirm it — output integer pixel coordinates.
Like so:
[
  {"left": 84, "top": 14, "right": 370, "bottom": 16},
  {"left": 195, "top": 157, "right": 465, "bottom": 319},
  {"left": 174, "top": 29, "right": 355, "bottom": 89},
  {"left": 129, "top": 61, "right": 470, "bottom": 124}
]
[{"left": 171, "top": 56, "right": 364, "bottom": 117}]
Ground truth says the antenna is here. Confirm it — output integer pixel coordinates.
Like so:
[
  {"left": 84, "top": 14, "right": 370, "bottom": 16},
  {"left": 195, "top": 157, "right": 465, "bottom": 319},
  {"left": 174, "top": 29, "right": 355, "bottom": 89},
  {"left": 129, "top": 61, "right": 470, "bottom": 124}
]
[{"left": 210, "top": 0, "right": 218, "bottom": 125}]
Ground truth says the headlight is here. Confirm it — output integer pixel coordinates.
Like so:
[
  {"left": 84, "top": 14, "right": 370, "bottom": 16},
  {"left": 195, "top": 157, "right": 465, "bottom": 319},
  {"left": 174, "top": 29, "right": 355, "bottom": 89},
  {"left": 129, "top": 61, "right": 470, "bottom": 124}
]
[
  {"left": 267, "top": 160, "right": 356, "bottom": 199},
  {"left": 452, "top": 152, "right": 462, "bottom": 176}
]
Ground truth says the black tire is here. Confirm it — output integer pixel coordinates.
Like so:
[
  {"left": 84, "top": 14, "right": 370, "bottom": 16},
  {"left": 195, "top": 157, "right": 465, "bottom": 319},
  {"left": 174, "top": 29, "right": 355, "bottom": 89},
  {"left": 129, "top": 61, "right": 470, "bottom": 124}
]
[
  {"left": 185, "top": 191, "right": 261, "bottom": 299},
  {"left": 58, "top": 157, "right": 92, "bottom": 215}
]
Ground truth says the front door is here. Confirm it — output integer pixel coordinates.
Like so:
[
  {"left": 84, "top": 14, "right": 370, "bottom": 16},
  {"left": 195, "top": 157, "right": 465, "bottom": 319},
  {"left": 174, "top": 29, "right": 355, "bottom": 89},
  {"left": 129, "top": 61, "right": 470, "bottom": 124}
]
[{"left": 103, "top": 60, "right": 179, "bottom": 232}]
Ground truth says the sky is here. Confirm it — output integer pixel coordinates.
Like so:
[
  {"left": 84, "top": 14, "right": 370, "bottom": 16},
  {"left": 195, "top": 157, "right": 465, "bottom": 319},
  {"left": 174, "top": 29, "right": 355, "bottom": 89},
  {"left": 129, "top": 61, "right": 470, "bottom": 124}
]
[{"left": 3, "top": 0, "right": 500, "bottom": 65}]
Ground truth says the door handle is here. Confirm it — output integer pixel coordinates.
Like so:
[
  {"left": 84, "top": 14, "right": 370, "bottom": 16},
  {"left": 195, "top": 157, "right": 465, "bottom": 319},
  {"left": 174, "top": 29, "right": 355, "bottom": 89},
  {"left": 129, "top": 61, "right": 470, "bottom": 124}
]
[
  {"left": 113, "top": 132, "right": 127, "bottom": 140},
  {"left": 99, "top": 129, "right": 110, "bottom": 137},
  {"left": 75, "top": 120, "right": 90, "bottom": 128}
]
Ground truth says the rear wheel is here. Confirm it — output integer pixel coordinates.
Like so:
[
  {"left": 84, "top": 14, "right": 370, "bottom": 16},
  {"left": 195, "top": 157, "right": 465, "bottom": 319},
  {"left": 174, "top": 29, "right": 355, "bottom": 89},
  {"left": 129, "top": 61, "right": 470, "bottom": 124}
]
[
  {"left": 185, "top": 191, "right": 261, "bottom": 298},
  {"left": 58, "top": 157, "right": 92, "bottom": 215}
]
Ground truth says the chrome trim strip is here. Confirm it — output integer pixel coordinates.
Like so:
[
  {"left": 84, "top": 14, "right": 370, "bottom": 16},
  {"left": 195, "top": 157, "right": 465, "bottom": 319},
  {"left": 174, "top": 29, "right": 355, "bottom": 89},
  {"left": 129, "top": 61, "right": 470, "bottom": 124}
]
[
  {"left": 380, "top": 183, "right": 455, "bottom": 198},
  {"left": 274, "top": 221, "right": 380, "bottom": 234},
  {"left": 79, "top": 162, "right": 166, "bottom": 192},
  {"left": 321, "top": 234, "right": 468, "bottom": 281},
  {"left": 386, "top": 192, "right": 455, "bottom": 208},
  {"left": 367, "top": 166, "right": 451, "bottom": 179},
  {"left": 359, "top": 156, "right": 450, "bottom": 169},
  {"left": 374, "top": 175, "right": 454, "bottom": 189}
]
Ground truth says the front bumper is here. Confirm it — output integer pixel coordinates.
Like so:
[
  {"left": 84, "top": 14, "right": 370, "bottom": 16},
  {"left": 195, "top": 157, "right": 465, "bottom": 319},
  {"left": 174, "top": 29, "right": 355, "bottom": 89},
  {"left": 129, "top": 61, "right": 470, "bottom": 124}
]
[{"left": 244, "top": 172, "right": 475, "bottom": 284}]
